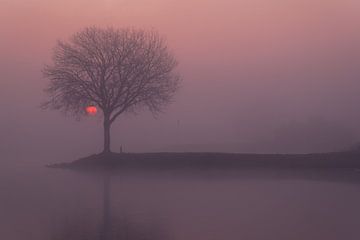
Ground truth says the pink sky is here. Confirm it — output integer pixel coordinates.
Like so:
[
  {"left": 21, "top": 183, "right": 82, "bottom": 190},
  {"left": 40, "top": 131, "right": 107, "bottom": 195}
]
[{"left": 2, "top": 0, "right": 360, "bottom": 158}]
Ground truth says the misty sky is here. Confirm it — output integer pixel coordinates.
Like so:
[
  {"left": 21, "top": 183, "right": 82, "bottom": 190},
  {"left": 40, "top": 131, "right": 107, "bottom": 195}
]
[{"left": 2, "top": 0, "right": 360, "bottom": 160}]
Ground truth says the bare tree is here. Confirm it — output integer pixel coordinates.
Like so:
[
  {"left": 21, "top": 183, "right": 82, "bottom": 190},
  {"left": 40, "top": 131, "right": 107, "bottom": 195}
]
[{"left": 43, "top": 27, "right": 180, "bottom": 153}]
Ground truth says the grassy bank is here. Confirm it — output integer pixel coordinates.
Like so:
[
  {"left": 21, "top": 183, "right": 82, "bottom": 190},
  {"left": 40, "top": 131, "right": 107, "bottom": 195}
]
[{"left": 48, "top": 151, "right": 360, "bottom": 171}]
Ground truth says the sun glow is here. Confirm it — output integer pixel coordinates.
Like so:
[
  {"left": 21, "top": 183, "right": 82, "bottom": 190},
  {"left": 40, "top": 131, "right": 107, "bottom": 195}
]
[{"left": 86, "top": 106, "right": 97, "bottom": 116}]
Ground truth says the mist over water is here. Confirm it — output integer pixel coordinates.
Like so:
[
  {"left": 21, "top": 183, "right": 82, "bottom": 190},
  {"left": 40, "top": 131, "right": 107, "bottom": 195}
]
[
  {"left": 2, "top": 0, "right": 360, "bottom": 239},
  {"left": 2, "top": 156, "right": 360, "bottom": 240}
]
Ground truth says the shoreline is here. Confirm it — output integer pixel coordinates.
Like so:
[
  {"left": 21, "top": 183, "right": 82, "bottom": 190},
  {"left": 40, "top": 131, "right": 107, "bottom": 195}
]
[{"left": 47, "top": 151, "right": 360, "bottom": 171}]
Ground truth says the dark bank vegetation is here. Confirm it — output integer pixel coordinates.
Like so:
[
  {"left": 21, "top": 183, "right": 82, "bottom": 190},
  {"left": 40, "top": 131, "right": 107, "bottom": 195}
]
[{"left": 48, "top": 151, "right": 360, "bottom": 171}]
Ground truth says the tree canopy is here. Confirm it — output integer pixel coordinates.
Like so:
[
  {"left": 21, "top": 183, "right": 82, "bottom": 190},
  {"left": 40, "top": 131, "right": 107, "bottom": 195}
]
[{"left": 43, "top": 27, "right": 180, "bottom": 152}]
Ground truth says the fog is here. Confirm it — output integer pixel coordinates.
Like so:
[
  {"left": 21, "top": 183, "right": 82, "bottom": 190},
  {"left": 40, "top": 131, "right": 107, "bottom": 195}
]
[
  {"left": 2, "top": 0, "right": 360, "bottom": 161},
  {"left": 3, "top": 2, "right": 360, "bottom": 239},
  {"left": 3, "top": 163, "right": 360, "bottom": 240}
]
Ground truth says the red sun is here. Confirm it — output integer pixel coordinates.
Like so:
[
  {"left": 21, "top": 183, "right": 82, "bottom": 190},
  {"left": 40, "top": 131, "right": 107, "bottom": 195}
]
[{"left": 86, "top": 106, "right": 97, "bottom": 116}]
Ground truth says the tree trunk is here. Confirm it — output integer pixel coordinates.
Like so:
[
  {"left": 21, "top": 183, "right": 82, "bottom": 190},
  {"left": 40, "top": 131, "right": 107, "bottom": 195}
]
[{"left": 103, "top": 116, "right": 111, "bottom": 153}]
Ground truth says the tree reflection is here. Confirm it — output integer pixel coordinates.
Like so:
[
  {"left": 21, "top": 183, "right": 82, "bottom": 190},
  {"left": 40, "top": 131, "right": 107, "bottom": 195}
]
[{"left": 50, "top": 175, "right": 168, "bottom": 240}]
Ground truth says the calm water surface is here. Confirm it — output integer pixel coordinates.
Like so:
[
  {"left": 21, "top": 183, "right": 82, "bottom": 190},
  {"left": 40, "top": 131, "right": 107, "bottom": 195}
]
[{"left": 2, "top": 157, "right": 360, "bottom": 240}]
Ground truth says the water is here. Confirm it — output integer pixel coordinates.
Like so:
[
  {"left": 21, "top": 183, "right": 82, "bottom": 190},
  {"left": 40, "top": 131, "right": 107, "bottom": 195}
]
[{"left": 2, "top": 157, "right": 360, "bottom": 240}]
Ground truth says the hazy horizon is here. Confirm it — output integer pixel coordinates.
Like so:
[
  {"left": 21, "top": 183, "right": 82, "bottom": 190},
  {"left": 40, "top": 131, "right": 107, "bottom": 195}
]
[
  {"left": 3, "top": 2, "right": 360, "bottom": 239},
  {"left": 2, "top": 0, "right": 360, "bottom": 161}
]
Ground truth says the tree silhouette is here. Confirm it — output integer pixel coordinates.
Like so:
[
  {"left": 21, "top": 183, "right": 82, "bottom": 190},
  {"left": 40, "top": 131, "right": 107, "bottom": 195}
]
[{"left": 43, "top": 27, "right": 180, "bottom": 153}]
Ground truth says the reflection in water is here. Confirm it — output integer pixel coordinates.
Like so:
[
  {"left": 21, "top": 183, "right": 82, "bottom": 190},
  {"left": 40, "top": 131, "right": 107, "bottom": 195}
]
[
  {"left": 50, "top": 174, "right": 168, "bottom": 240},
  {"left": 2, "top": 159, "right": 360, "bottom": 240},
  {"left": 102, "top": 175, "right": 110, "bottom": 240}
]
